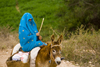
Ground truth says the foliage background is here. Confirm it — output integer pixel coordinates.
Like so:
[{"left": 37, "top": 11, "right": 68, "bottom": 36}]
[{"left": 0, "top": 0, "right": 100, "bottom": 39}]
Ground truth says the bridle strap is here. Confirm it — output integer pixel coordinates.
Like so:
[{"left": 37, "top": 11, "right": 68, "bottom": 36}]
[{"left": 51, "top": 44, "right": 61, "bottom": 48}]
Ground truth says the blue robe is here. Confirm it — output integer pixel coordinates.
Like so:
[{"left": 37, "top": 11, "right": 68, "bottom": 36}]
[{"left": 19, "top": 13, "right": 46, "bottom": 52}]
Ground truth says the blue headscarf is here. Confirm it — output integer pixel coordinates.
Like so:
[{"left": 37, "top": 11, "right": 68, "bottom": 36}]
[{"left": 19, "top": 13, "right": 46, "bottom": 52}]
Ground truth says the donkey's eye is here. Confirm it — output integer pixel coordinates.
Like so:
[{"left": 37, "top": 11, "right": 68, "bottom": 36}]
[
  {"left": 53, "top": 50, "right": 56, "bottom": 52},
  {"left": 52, "top": 50, "right": 56, "bottom": 54}
]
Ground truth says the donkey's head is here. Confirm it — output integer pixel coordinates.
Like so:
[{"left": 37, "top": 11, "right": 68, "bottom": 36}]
[{"left": 50, "top": 35, "right": 63, "bottom": 65}]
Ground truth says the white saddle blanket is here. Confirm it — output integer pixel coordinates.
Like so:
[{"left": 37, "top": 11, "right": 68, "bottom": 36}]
[
  {"left": 12, "top": 43, "right": 40, "bottom": 63},
  {"left": 12, "top": 51, "right": 29, "bottom": 63}
]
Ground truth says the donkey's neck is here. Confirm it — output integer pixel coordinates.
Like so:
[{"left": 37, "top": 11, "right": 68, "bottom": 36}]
[{"left": 37, "top": 45, "right": 51, "bottom": 63}]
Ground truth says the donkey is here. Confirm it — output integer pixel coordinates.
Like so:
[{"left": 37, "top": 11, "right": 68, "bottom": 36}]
[
  {"left": 7, "top": 35, "right": 63, "bottom": 67},
  {"left": 35, "top": 35, "right": 63, "bottom": 67}
]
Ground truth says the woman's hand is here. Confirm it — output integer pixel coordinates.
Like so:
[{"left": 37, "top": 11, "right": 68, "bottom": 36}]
[
  {"left": 36, "top": 32, "right": 40, "bottom": 36},
  {"left": 36, "top": 32, "right": 42, "bottom": 40},
  {"left": 39, "top": 36, "right": 42, "bottom": 40}
]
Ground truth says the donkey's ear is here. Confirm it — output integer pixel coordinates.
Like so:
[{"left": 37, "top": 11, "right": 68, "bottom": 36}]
[
  {"left": 57, "top": 35, "right": 63, "bottom": 44},
  {"left": 47, "top": 43, "right": 51, "bottom": 47},
  {"left": 51, "top": 34, "right": 55, "bottom": 43}
]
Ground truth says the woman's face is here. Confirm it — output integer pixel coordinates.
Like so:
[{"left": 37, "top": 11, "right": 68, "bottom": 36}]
[{"left": 29, "top": 19, "right": 32, "bottom": 21}]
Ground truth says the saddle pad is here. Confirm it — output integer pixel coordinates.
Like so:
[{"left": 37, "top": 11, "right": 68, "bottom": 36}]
[
  {"left": 30, "top": 47, "right": 40, "bottom": 67},
  {"left": 12, "top": 51, "right": 29, "bottom": 63},
  {"left": 30, "top": 47, "right": 40, "bottom": 60}
]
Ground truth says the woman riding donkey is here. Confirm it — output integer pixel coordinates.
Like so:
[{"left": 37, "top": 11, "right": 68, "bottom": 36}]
[
  {"left": 19, "top": 13, "right": 46, "bottom": 52},
  {"left": 12, "top": 13, "right": 47, "bottom": 67}
]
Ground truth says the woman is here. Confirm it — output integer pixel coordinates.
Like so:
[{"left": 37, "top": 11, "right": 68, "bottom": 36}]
[{"left": 19, "top": 13, "right": 46, "bottom": 52}]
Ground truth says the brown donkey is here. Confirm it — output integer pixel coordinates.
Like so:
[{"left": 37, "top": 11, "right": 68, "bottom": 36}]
[{"left": 35, "top": 35, "right": 63, "bottom": 67}]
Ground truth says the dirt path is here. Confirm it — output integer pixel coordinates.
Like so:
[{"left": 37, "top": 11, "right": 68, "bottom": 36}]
[
  {"left": 0, "top": 49, "right": 12, "bottom": 67},
  {"left": 0, "top": 49, "right": 79, "bottom": 67}
]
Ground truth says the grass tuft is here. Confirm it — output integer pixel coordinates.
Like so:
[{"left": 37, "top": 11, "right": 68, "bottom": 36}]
[{"left": 62, "top": 25, "right": 100, "bottom": 66}]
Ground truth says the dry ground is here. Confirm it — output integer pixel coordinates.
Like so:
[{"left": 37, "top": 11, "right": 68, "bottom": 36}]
[
  {"left": 0, "top": 49, "right": 12, "bottom": 67},
  {"left": 0, "top": 49, "right": 79, "bottom": 67}
]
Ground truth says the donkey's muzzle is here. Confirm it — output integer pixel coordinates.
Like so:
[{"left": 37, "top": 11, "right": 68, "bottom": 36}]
[
  {"left": 56, "top": 61, "right": 61, "bottom": 65},
  {"left": 55, "top": 57, "right": 61, "bottom": 65}
]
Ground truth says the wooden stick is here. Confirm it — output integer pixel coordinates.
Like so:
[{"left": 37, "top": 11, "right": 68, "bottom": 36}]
[{"left": 39, "top": 18, "right": 44, "bottom": 33}]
